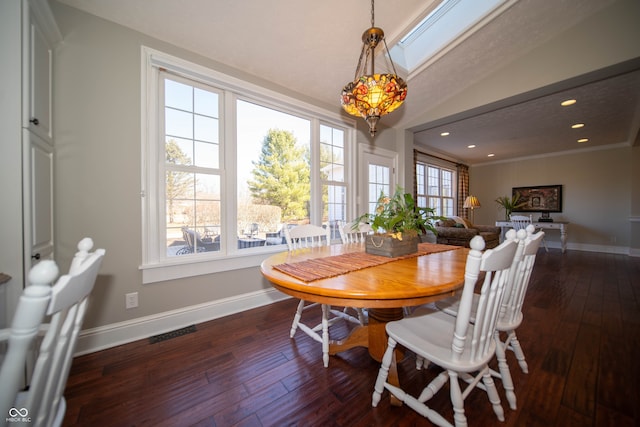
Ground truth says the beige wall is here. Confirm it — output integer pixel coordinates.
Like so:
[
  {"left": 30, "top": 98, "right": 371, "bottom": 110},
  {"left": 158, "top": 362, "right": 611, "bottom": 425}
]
[{"left": 470, "top": 146, "right": 636, "bottom": 252}]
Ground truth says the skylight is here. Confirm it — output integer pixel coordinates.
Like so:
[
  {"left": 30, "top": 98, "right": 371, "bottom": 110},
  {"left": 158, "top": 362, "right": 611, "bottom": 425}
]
[{"left": 390, "top": 0, "right": 509, "bottom": 76}]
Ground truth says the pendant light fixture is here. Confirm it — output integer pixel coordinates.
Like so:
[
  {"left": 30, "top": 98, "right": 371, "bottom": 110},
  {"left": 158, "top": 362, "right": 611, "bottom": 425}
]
[{"left": 340, "top": 0, "right": 408, "bottom": 137}]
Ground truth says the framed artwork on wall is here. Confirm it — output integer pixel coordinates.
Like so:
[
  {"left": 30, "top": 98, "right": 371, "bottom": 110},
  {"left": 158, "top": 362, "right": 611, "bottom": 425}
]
[{"left": 512, "top": 185, "right": 562, "bottom": 214}]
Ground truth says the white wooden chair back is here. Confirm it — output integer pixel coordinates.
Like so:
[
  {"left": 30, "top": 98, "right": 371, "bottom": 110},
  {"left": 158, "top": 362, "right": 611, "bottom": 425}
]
[
  {"left": 339, "top": 221, "right": 373, "bottom": 244},
  {"left": 0, "top": 238, "right": 105, "bottom": 427},
  {"left": 500, "top": 226, "right": 544, "bottom": 326},
  {"left": 509, "top": 214, "right": 532, "bottom": 231},
  {"left": 284, "top": 224, "right": 330, "bottom": 250},
  {"left": 453, "top": 235, "right": 518, "bottom": 363}
]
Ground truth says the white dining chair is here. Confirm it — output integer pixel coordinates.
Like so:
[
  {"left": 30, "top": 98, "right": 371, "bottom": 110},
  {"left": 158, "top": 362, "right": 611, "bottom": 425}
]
[
  {"left": 0, "top": 238, "right": 105, "bottom": 427},
  {"left": 372, "top": 234, "right": 518, "bottom": 427},
  {"left": 284, "top": 224, "right": 364, "bottom": 367},
  {"left": 339, "top": 220, "right": 373, "bottom": 244},
  {"left": 510, "top": 214, "right": 548, "bottom": 252},
  {"left": 435, "top": 225, "right": 544, "bottom": 410}
]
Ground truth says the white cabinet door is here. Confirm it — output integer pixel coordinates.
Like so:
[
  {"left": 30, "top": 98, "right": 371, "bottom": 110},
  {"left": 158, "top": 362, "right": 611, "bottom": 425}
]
[
  {"left": 23, "top": 0, "right": 54, "bottom": 143},
  {"left": 23, "top": 129, "right": 55, "bottom": 278}
]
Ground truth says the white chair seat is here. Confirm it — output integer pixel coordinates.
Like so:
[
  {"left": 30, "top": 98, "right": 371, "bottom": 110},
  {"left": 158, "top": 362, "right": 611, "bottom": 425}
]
[{"left": 389, "top": 306, "right": 496, "bottom": 373}]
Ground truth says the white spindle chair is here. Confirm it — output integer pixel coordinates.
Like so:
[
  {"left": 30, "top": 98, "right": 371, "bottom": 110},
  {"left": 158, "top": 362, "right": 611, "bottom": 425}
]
[
  {"left": 436, "top": 225, "right": 544, "bottom": 410},
  {"left": 372, "top": 234, "right": 518, "bottom": 427},
  {"left": 0, "top": 238, "right": 105, "bottom": 427},
  {"left": 339, "top": 221, "right": 373, "bottom": 244},
  {"left": 284, "top": 224, "right": 364, "bottom": 367},
  {"left": 510, "top": 214, "right": 548, "bottom": 252}
]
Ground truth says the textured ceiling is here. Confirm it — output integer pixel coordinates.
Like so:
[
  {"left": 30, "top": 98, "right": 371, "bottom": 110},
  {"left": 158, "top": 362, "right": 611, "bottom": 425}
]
[
  {"left": 413, "top": 68, "right": 640, "bottom": 164},
  {"left": 56, "top": 0, "right": 640, "bottom": 165}
]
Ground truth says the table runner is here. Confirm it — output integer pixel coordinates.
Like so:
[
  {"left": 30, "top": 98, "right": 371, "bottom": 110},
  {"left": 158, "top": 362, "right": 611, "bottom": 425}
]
[{"left": 273, "top": 243, "right": 460, "bottom": 282}]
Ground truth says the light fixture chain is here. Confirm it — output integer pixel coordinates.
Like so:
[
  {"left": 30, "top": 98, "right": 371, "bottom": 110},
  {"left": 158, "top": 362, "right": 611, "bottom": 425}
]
[
  {"left": 353, "top": 45, "right": 367, "bottom": 81},
  {"left": 371, "top": 0, "right": 375, "bottom": 27},
  {"left": 340, "top": 0, "right": 407, "bottom": 138},
  {"left": 382, "top": 37, "right": 399, "bottom": 76}
]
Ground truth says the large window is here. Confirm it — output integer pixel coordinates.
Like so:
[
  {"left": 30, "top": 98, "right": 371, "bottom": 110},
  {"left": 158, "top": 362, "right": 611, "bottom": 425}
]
[
  {"left": 237, "top": 100, "right": 311, "bottom": 247},
  {"left": 141, "top": 48, "right": 355, "bottom": 283},
  {"left": 416, "top": 162, "right": 455, "bottom": 217},
  {"left": 163, "top": 74, "right": 222, "bottom": 256},
  {"left": 320, "top": 125, "right": 347, "bottom": 240}
]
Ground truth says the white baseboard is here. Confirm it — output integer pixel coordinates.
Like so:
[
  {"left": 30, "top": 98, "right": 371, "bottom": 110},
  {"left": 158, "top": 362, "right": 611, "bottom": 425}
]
[
  {"left": 75, "top": 288, "right": 290, "bottom": 356},
  {"left": 565, "top": 242, "right": 632, "bottom": 255}
]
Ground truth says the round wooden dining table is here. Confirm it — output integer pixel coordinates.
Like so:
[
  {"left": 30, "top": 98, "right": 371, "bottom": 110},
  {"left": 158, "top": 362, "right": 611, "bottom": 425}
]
[{"left": 260, "top": 242, "right": 469, "bottom": 402}]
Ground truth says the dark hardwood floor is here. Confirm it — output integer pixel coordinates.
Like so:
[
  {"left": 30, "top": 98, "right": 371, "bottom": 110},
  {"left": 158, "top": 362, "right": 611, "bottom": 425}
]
[{"left": 63, "top": 249, "right": 640, "bottom": 426}]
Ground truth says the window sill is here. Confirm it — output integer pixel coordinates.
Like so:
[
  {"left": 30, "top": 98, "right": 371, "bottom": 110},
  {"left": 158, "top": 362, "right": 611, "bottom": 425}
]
[{"left": 140, "top": 246, "right": 282, "bottom": 284}]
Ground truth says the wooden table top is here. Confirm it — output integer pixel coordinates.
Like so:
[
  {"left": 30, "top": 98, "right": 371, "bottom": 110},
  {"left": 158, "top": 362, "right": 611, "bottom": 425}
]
[{"left": 260, "top": 243, "right": 469, "bottom": 308}]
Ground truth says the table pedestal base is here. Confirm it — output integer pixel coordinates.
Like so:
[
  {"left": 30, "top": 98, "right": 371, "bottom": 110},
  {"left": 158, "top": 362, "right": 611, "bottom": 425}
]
[{"left": 329, "top": 307, "right": 405, "bottom": 406}]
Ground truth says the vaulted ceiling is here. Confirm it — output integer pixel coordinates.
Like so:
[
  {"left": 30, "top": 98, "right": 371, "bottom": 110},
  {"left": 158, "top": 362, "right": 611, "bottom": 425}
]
[{"left": 56, "top": 0, "right": 640, "bottom": 165}]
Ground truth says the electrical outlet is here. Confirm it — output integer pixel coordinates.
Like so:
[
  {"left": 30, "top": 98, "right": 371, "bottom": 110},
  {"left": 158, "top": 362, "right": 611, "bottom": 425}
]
[{"left": 125, "top": 292, "right": 139, "bottom": 309}]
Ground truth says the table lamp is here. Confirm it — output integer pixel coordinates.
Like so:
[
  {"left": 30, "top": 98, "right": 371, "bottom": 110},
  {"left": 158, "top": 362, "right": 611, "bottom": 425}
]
[{"left": 464, "top": 195, "right": 481, "bottom": 223}]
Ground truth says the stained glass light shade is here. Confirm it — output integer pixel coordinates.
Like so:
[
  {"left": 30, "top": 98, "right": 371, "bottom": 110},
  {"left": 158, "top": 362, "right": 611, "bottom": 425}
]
[
  {"left": 341, "top": 73, "right": 407, "bottom": 137},
  {"left": 341, "top": 20, "right": 407, "bottom": 137}
]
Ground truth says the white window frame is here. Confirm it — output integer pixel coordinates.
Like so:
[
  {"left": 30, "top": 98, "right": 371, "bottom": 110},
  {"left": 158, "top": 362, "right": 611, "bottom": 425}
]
[
  {"left": 415, "top": 159, "right": 457, "bottom": 217},
  {"left": 359, "top": 145, "right": 398, "bottom": 215},
  {"left": 140, "top": 47, "right": 356, "bottom": 284}
]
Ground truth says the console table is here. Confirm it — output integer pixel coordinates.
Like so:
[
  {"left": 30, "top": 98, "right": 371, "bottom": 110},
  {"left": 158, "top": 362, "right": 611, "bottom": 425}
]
[{"left": 495, "top": 220, "right": 569, "bottom": 253}]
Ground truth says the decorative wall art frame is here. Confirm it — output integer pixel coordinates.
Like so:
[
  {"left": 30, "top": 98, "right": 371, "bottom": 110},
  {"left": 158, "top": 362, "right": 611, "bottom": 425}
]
[{"left": 512, "top": 185, "right": 562, "bottom": 214}]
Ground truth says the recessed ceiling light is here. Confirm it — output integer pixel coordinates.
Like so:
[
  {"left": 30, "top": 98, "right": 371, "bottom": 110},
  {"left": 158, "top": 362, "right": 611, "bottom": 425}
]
[
  {"left": 440, "top": 132, "right": 450, "bottom": 136},
  {"left": 561, "top": 99, "right": 577, "bottom": 106},
  {"left": 571, "top": 123, "right": 585, "bottom": 129},
  {"left": 467, "top": 144, "right": 476, "bottom": 148},
  {"left": 578, "top": 138, "right": 589, "bottom": 143},
  {"left": 487, "top": 153, "right": 495, "bottom": 157}
]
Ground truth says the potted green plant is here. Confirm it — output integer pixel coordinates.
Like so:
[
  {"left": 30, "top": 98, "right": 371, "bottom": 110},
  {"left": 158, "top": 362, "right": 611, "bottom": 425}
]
[
  {"left": 495, "top": 192, "right": 526, "bottom": 220},
  {"left": 356, "top": 186, "right": 442, "bottom": 257}
]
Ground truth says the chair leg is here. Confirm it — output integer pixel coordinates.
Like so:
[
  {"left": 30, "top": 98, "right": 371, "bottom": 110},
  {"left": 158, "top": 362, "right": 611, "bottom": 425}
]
[
  {"left": 372, "top": 337, "right": 397, "bottom": 407},
  {"left": 507, "top": 330, "right": 529, "bottom": 373},
  {"left": 416, "top": 355, "right": 425, "bottom": 370},
  {"left": 494, "top": 332, "right": 517, "bottom": 410},
  {"left": 386, "top": 381, "right": 451, "bottom": 427},
  {"left": 449, "top": 371, "right": 468, "bottom": 427},
  {"left": 330, "top": 307, "right": 364, "bottom": 325},
  {"left": 289, "top": 299, "right": 305, "bottom": 338},
  {"left": 481, "top": 368, "right": 505, "bottom": 422},
  {"left": 417, "top": 370, "right": 449, "bottom": 403},
  {"left": 356, "top": 308, "right": 367, "bottom": 325},
  {"left": 321, "top": 304, "right": 330, "bottom": 368}
]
